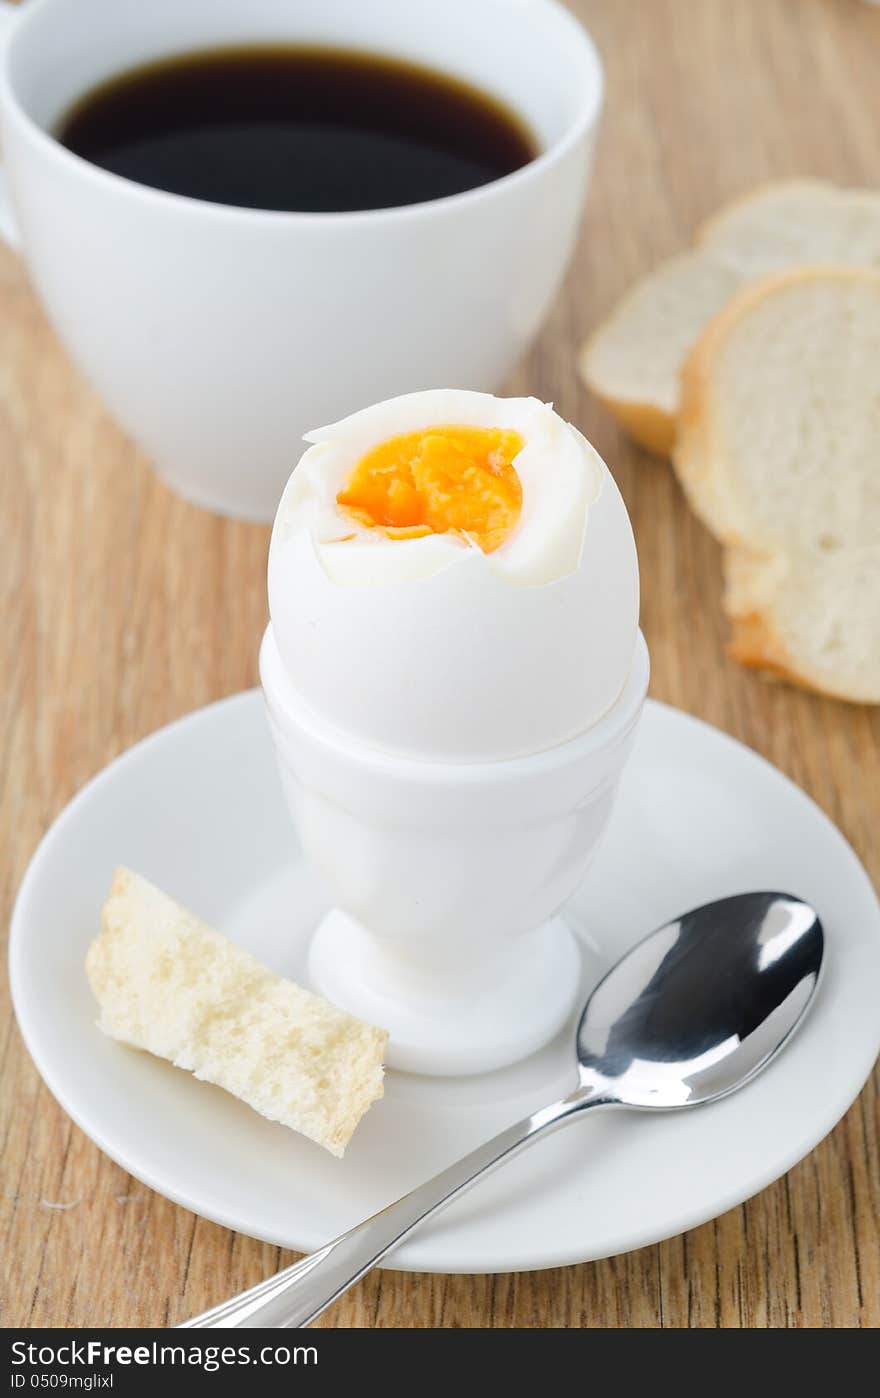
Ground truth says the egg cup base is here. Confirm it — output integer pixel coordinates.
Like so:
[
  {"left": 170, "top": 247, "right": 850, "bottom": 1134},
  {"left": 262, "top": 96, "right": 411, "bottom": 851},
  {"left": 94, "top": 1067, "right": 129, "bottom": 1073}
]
[
  {"left": 261, "top": 627, "right": 650, "bottom": 1079},
  {"left": 308, "top": 906, "right": 582, "bottom": 1077}
]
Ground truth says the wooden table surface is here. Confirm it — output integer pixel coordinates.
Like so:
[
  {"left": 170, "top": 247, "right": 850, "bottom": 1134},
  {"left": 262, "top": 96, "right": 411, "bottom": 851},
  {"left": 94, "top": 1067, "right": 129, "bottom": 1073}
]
[{"left": 2, "top": 0, "right": 878, "bottom": 1329}]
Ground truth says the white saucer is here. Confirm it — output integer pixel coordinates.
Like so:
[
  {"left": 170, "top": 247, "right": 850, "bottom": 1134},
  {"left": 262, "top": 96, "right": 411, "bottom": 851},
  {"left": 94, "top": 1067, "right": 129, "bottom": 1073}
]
[{"left": 10, "top": 692, "right": 880, "bottom": 1273}]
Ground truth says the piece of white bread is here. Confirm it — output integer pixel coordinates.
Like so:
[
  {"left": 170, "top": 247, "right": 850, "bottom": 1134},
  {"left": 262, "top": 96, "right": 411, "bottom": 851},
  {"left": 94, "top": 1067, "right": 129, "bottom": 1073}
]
[
  {"left": 86, "top": 868, "right": 388, "bottom": 1156},
  {"left": 674, "top": 265, "right": 880, "bottom": 703},
  {"left": 580, "top": 180, "right": 880, "bottom": 455}
]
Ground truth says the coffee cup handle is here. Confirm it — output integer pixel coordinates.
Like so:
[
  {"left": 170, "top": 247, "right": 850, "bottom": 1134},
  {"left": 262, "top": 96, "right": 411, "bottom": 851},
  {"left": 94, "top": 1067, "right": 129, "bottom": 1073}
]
[{"left": 0, "top": 0, "right": 21, "bottom": 250}]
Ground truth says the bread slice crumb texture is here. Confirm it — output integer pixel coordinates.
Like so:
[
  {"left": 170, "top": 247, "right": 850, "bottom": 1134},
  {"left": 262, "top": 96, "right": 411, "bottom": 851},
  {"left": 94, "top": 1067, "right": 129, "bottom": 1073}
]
[
  {"left": 85, "top": 868, "right": 388, "bottom": 1156},
  {"left": 674, "top": 266, "right": 880, "bottom": 704}
]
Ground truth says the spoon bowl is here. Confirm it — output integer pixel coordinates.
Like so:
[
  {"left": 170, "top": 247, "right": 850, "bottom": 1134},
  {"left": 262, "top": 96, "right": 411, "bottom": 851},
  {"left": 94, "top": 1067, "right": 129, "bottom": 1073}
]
[
  {"left": 182, "top": 890, "right": 824, "bottom": 1328},
  {"left": 576, "top": 892, "right": 824, "bottom": 1108}
]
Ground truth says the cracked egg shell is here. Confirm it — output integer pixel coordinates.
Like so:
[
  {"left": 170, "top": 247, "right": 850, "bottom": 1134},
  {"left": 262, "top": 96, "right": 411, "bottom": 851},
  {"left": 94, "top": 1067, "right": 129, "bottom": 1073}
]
[{"left": 267, "top": 391, "right": 639, "bottom": 762}]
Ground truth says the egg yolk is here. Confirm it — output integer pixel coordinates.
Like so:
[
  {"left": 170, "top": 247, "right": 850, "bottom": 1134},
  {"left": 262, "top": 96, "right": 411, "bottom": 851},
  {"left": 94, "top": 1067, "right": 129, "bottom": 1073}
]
[{"left": 336, "top": 426, "right": 524, "bottom": 554}]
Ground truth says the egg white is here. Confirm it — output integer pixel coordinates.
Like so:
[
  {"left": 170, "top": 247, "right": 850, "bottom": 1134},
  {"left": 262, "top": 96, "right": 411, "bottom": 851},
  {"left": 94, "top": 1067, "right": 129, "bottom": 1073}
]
[{"left": 268, "top": 390, "right": 639, "bottom": 762}]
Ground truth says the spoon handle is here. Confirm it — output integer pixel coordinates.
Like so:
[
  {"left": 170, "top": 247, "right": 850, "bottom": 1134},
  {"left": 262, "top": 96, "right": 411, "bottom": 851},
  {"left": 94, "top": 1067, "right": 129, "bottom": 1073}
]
[{"left": 179, "top": 1086, "right": 606, "bottom": 1329}]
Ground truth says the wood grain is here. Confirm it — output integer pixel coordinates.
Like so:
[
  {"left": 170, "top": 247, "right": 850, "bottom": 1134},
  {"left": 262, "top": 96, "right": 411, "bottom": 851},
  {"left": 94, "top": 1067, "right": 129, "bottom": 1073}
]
[{"left": 1, "top": 0, "right": 878, "bottom": 1328}]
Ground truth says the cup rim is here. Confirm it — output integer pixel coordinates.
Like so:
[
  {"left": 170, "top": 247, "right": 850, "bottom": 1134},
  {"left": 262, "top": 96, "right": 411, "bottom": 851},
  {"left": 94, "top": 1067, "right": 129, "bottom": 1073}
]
[
  {"left": 261, "top": 626, "right": 649, "bottom": 784},
  {"left": 0, "top": 0, "right": 603, "bottom": 226}
]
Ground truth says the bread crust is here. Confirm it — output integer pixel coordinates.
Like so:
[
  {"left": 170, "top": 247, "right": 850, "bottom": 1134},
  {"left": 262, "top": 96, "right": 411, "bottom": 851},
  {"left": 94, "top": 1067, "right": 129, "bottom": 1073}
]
[
  {"left": 585, "top": 386, "right": 676, "bottom": 457},
  {"left": 578, "top": 284, "right": 679, "bottom": 457},
  {"left": 727, "top": 610, "right": 880, "bottom": 704}
]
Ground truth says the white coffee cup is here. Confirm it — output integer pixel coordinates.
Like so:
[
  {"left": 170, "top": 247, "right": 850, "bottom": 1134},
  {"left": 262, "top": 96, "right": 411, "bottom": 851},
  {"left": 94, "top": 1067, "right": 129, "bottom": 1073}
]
[{"left": 0, "top": 0, "right": 603, "bottom": 521}]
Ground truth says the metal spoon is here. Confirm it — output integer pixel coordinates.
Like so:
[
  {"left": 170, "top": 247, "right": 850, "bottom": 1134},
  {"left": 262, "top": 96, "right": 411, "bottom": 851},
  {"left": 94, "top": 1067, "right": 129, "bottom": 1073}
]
[{"left": 180, "top": 891, "right": 823, "bottom": 1329}]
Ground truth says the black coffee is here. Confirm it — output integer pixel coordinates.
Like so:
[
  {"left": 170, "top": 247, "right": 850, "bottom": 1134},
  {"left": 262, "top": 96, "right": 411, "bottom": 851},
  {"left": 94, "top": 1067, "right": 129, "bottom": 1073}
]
[{"left": 57, "top": 45, "right": 537, "bottom": 213}]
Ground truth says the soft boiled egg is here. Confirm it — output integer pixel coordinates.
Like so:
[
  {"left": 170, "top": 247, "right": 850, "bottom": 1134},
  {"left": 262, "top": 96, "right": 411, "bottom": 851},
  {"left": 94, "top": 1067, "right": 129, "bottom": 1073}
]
[{"left": 268, "top": 389, "right": 639, "bottom": 762}]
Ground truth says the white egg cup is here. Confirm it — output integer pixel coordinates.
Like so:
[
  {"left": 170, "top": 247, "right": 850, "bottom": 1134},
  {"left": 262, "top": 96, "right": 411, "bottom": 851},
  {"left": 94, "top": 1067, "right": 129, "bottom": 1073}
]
[{"left": 261, "top": 627, "right": 649, "bottom": 1076}]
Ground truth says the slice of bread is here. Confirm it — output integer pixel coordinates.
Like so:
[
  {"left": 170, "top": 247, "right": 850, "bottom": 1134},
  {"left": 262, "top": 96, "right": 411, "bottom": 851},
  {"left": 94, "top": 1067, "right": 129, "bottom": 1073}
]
[
  {"left": 580, "top": 180, "right": 880, "bottom": 455},
  {"left": 86, "top": 868, "right": 388, "bottom": 1156},
  {"left": 674, "top": 266, "right": 880, "bottom": 703},
  {"left": 580, "top": 250, "right": 743, "bottom": 456}
]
